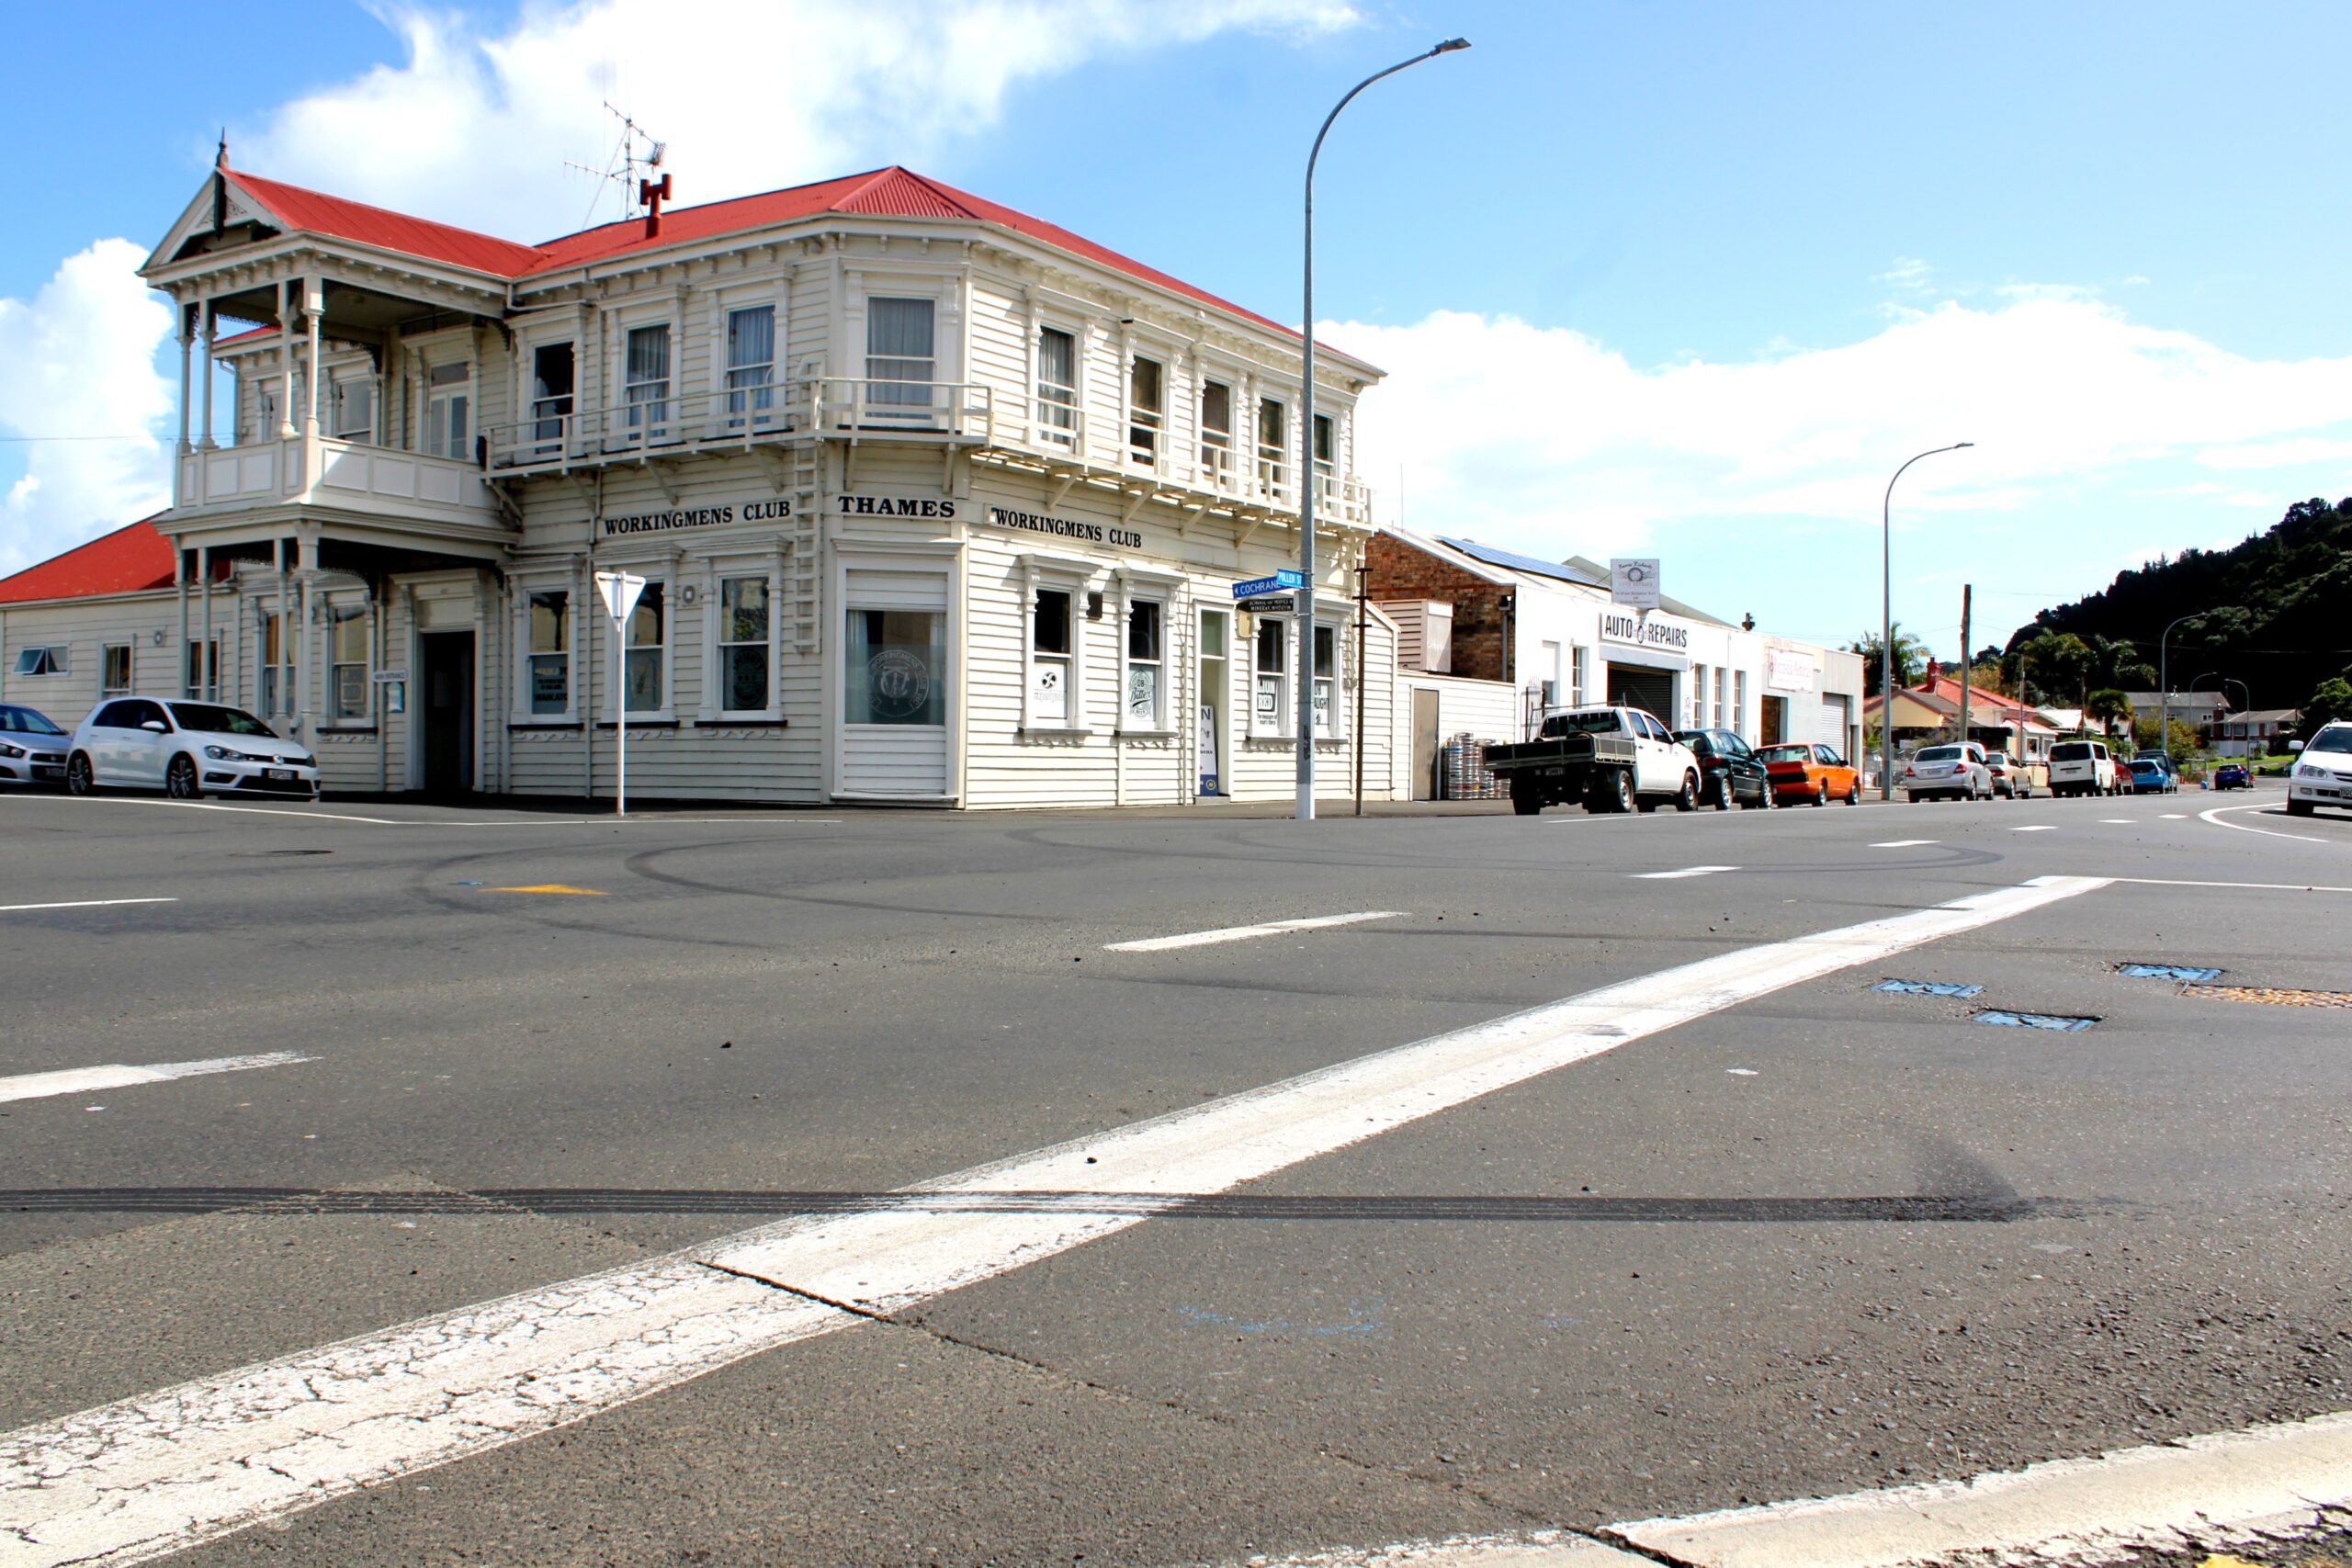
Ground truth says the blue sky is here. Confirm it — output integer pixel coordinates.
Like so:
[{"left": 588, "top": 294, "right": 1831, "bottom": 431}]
[{"left": 6, "top": 0, "right": 2350, "bottom": 657}]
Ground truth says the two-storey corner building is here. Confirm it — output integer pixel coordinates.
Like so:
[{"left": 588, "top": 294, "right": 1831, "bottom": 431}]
[{"left": 5, "top": 158, "right": 1403, "bottom": 807}]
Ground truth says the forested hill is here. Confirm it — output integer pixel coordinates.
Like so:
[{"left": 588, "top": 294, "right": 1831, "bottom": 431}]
[{"left": 2004, "top": 496, "right": 2352, "bottom": 709}]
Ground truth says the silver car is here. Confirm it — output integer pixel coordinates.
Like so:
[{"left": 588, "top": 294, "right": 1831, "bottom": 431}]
[
  {"left": 1901, "top": 741, "right": 1993, "bottom": 802},
  {"left": 66, "top": 697, "right": 320, "bottom": 801},
  {"left": 0, "top": 703, "right": 72, "bottom": 787}
]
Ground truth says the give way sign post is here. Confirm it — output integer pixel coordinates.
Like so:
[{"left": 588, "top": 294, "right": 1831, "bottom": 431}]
[{"left": 594, "top": 570, "right": 646, "bottom": 817}]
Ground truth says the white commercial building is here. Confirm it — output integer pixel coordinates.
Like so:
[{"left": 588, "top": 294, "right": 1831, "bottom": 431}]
[
  {"left": 1, "top": 158, "right": 1403, "bottom": 808},
  {"left": 1363, "top": 530, "right": 1865, "bottom": 798}
]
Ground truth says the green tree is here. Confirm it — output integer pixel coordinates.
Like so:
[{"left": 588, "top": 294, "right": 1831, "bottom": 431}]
[
  {"left": 2132, "top": 713, "right": 2199, "bottom": 760},
  {"left": 1851, "top": 623, "right": 1928, "bottom": 696},
  {"left": 2298, "top": 676, "right": 2352, "bottom": 739},
  {"left": 2018, "top": 630, "right": 2095, "bottom": 709},
  {"left": 2085, "top": 688, "right": 2134, "bottom": 736}
]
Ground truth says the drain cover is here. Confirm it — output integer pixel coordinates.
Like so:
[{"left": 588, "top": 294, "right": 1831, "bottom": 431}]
[
  {"left": 1974, "top": 1010, "right": 2098, "bottom": 1032},
  {"left": 2177, "top": 984, "right": 2352, "bottom": 1009},
  {"left": 1873, "top": 979, "right": 1984, "bottom": 998},
  {"left": 2117, "top": 963, "right": 2222, "bottom": 983}
]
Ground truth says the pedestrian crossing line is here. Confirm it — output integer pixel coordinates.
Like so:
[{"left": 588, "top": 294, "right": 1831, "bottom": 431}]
[
  {"left": 0, "top": 1052, "right": 314, "bottom": 1106},
  {"left": 0, "top": 876, "right": 2109, "bottom": 1568},
  {"left": 1632, "top": 865, "right": 1737, "bottom": 880}
]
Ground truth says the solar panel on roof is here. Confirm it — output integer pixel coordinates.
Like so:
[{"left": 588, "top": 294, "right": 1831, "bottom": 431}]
[{"left": 1435, "top": 537, "right": 1607, "bottom": 588}]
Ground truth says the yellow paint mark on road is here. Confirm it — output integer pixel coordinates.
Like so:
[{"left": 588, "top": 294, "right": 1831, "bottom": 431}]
[{"left": 486, "top": 885, "right": 607, "bottom": 897}]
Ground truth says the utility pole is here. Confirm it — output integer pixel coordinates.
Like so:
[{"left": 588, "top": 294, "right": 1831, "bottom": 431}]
[
  {"left": 1352, "top": 563, "right": 1369, "bottom": 817},
  {"left": 1958, "top": 584, "right": 1972, "bottom": 761}
]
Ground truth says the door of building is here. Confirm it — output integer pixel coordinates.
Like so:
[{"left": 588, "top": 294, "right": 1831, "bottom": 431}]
[
  {"left": 1605, "top": 664, "right": 1675, "bottom": 723},
  {"left": 1760, "top": 694, "right": 1788, "bottom": 746},
  {"left": 419, "top": 631, "right": 474, "bottom": 795},
  {"left": 1411, "top": 687, "right": 1441, "bottom": 801},
  {"left": 1196, "top": 608, "right": 1229, "bottom": 796}
]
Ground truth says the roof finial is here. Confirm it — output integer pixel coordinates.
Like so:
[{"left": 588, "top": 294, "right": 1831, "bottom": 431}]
[{"left": 216, "top": 130, "right": 228, "bottom": 169}]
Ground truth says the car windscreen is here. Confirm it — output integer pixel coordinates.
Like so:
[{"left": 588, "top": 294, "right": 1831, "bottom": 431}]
[
  {"left": 2052, "top": 742, "right": 2091, "bottom": 761},
  {"left": 167, "top": 703, "right": 277, "bottom": 738},
  {"left": 1757, "top": 745, "right": 1810, "bottom": 763},
  {"left": 1916, "top": 746, "right": 1962, "bottom": 761},
  {"left": 2129, "top": 760, "right": 2158, "bottom": 772},
  {"left": 1541, "top": 711, "right": 1623, "bottom": 737},
  {"left": 2308, "top": 728, "right": 2352, "bottom": 754},
  {"left": 0, "top": 705, "right": 64, "bottom": 735}
]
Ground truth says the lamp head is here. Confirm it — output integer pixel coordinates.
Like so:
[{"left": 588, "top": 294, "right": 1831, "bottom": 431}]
[
  {"left": 1955, "top": 441, "right": 1975, "bottom": 449},
  {"left": 1433, "top": 38, "right": 1471, "bottom": 52}
]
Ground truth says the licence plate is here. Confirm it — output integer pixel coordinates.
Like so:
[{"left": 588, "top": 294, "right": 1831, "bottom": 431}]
[{"left": 266, "top": 768, "right": 296, "bottom": 782}]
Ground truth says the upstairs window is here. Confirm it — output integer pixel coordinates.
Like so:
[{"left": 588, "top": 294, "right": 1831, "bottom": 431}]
[
  {"left": 1256, "top": 397, "right": 1287, "bottom": 494},
  {"left": 424, "top": 362, "right": 469, "bottom": 459},
  {"left": 527, "top": 592, "right": 569, "bottom": 715},
  {"left": 531, "top": 343, "right": 574, "bottom": 449},
  {"left": 726, "top": 306, "right": 775, "bottom": 426},
  {"left": 625, "top": 324, "right": 672, "bottom": 435},
  {"left": 1126, "top": 355, "right": 1162, "bottom": 467},
  {"left": 11, "top": 646, "right": 67, "bottom": 677},
  {"left": 1312, "top": 412, "right": 1335, "bottom": 500},
  {"left": 1036, "top": 326, "right": 1078, "bottom": 446},
  {"left": 1030, "top": 587, "right": 1072, "bottom": 726},
  {"left": 1199, "top": 379, "right": 1233, "bottom": 482},
  {"left": 865, "top": 297, "right": 934, "bottom": 411},
  {"left": 331, "top": 374, "right": 375, "bottom": 441}
]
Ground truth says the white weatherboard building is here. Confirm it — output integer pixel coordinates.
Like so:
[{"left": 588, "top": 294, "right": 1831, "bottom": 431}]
[
  {"left": 0, "top": 159, "right": 1401, "bottom": 807},
  {"left": 1363, "top": 531, "right": 1865, "bottom": 798}
]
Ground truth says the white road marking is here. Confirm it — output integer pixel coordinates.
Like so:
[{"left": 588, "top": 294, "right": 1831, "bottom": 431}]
[
  {"left": 0, "top": 1051, "right": 313, "bottom": 1106},
  {"left": 1239, "top": 1408, "right": 2352, "bottom": 1568},
  {"left": 2112, "top": 876, "right": 2352, "bottom": 893},
  {"left": 1633, "top": 864, "right": 1738, "bottom": 879},
  {"left": 2010, "top": 824, "right": 2058, "bottom": 832},
  {"left": 2199, "top": 801, "right": 2327, "bottom": 844},
  {"left": 2159, "top": 812, "right": 2187, "bottom": 818},
  {"left": 1869, "top": 839, "right": 1936, "bottom": 848},
  {"left": 0, "top": 897, "right": 177, "bottom": 915},
  {"left": 1103, "top": 909, "right": 1406, "bottom": 952},
  {"left": 108, "top": 799, "right": 405, "bottom": 825},
  {"left": 0, "top": 876, "right": 2108, "bottom": 1566},
  {"left": 2098, "top": 818, "right": 2136, "bottom": 824}
]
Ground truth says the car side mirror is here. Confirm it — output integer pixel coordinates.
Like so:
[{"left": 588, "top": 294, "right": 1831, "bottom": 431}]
[
  {"left": 141, "top": 720, "right": 168, "bottom": 733},
  {"left": 2288, "top": 739, "right": 2304, "bottom": 752}
]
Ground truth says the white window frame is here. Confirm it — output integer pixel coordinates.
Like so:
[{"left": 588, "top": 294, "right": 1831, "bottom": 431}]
[
  {"left": 1310, "top": 618, "right": 1344, "bottom": 740},
  {"left": 1016, "top": 555, "right": 1093, "bottom": 733},
  {"left": 710, "top": 563, "right": 782, "bottom": 719},
  {"left": 864, "top": 295, "right": 937, "bottom": 417},
  {"left": 1256, "top": 396, "right": 1288, "bottom": 500},
  {"left": 1112, "top": 567, "right": 1182, "bottom": 735},
  {"left": 1734, "top": 670, "right": 1749, "bottom": 738},
  {"left": 183, "top": 638, "right": 220, "bottom": 703},
  {"left": 515, "top": 584, "right": 577, "bottom": 723},
  {"left": 1311, "top": 412, "right": 1337, "bottom": 506},
  {"left": 1126, "top": 353, "right": 1164, "bottom": 469},
  {"left": 326, "top": 603, "right": 371, "bottom": 723},
  {"left": 1713, "top": 667, "right": 1727, "bottom": 729},
  {"left": 1198, "top": 375, "right": 1236, "bottom": 488},
  {"left": 609, "top": 571, "right": 673, "bottom": 721},
  {"left": 10, "top": 645, "right": 67, "bottom": 677},
  {"left": 329, "top": 368, "right": 376, "bottom": 443},
  {"left": 1250, "top": 614, "right": 1290, "bottom": 739},
  {"left": 424, "top": 360, "right": 470, "bottom": 459},
  {"left": 623, "top": 322, "right": 673, "bottom": 443},
  {"left": 528, "top": 339, "right": 576, "bottom": 456},
  {"left": 1035, "top": 321, "right": 1080, "bottom": 450},
  {"left": 724, "top": 304, "right": 778, "bottom": 431},
  {"left": 101, "top": 642, "right": 132, "bottom": 696},
  {"left": 1689, "top": 663, "right": 1708, "bottom": 730},
  {"left": 258, "top": 611, "right": 291, "bottom": 716},
  {"left": 1570, "top": 645, "right": 1589, "bottom": 706}
]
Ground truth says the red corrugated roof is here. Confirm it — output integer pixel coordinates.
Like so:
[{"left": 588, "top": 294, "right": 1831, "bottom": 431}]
[
  {"left": 0, "top": 517, "right": 175, "bottom": 604},
  {"left": 220, "top": 164, "right": 1344, "bottom": 359},
  {"left": 231, "top": 170, "right": 548, "bottom": 276}
]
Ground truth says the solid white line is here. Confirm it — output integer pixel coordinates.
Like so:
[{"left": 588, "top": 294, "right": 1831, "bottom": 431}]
[
  {"left": 2199, "top": 801, "right": 2328, "bottom": 844},
  {"left": 107, "top": 799, "right": 405, "bottom": 825},
  {"left": 0, "top": 1051, "right": 313, "bottom": 1106},
  {"left": 1868, "top": 839, "right": 1936, "bottom": 848},
  {"left": 1102, "top": 909, "right": 1406, "bottom": 952},
  {"left": 1633, "top": 864, "right": 1738, "bottom": 879},
  {"left": 0, "top": 897, "right": 177, "bottom": 915},
  {"left": 0, "top": 876, "right": 2108, "bottom": 1566},
  {"left": 2111, "top": 876, "right": 2352, "bottom": 893}
]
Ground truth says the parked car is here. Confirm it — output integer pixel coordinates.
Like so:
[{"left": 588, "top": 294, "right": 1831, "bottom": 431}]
[
  {"left": 1758, "top": 741, "right": 1862, "bottom": 807},
  {"left": 1673, "top": 728, "right": 1774, "bottom": 810},
  {"left": 0, "top": 704, "right": 71, "bottom": 788},
  {"left": 2212, "top": 762, "right": 2250, "bottom": 791},
  {"left": 66, "top": 697, "right": 319, "bottom": 801},
  {"left": 2286, "top": 723, "right": 2352, "bottom": 817},
  {"left": 1485, "top": 705, "right": 1701, "bottom": 816},
  {"left": 2125, "top": 756, "right": 2178, "bottom": 795},
  {"left": 1900, "top": 741, "right": 1992, "bottom": 802},
  {"left": 1984, "top": 753, "right": 2030, "bottom": 799},
  {"left": 2049, "top": 739, "right": 2120, "bottom": 797}
]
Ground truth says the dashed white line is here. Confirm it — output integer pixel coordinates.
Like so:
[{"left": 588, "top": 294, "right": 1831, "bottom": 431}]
[
  {"left": 1869, "top": 839, "right": 1937, "bottom": 848},
  {"left": 1103, "top": 909, "right": 1405, "bottom": 952},
  {"left": 1633, "top": 864, "right": 1738, "bottom": 880},
  {"left": 2159, "top": 812, "right": 2187, "bottom": 819},
  {"left": 2010, "top": 824, "right": 2058, "bottom": 832},
  {"left": 0, "top": 877, "right": 2109, "bottom": 1566},
  {"left": 2098, "top": 818, "right": 2136, "bottom": 824},
  {"left": 0, "top": 897, "right": 177, "bottom": 915},
  {"left": 0, "top": 1051, "right": 314, "bottom": 1105}
]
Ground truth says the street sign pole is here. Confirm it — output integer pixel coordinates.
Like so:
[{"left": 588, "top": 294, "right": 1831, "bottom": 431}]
[{"left": 594, "top": 571, "right": 647, "bottom": 818}]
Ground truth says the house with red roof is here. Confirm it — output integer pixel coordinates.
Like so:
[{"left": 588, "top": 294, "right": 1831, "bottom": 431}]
[
  {"left": 1861, "top": 663, "right": 2064, "bottom": 771},
  {"left": 9, "top": 152, "right": 1399, "bottom": 803}
]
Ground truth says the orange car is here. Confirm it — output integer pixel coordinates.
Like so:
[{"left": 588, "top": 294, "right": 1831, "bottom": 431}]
[{"left": 1758, "top": 742, "right": 1861, "bottom": 806}]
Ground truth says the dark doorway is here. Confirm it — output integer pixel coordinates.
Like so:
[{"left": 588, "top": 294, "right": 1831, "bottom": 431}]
[
  {"left": 1412, "top": 687, "right": 1441, "bottom": 801},
  {"left": 1606, "top": 664, "right": 1674, "bottom": 720},
  {"left": 419, "top": 631, "right": 475, "bottom": 795},
  {"left": 1760, "top": 694, "right": 1789, "bottom": 746}
]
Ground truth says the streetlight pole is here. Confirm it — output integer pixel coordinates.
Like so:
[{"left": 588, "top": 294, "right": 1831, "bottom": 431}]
[
  {"left": 2157, "top": 612, "right": 2201, "bottom": 764},
  {"left": 2193, "top": 671, "right": 2249, "bottom": 756},
  {"left": 1296, "top": 37, "right": 1469, "bottom": 821},
  {"left": 1879, "top": 442, "right": 1973, "bottom": 798}
]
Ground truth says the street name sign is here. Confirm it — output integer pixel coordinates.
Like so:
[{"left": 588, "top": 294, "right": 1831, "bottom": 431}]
[{"left": 1232, "top": 570, "right": 1306, "bottom": 599}]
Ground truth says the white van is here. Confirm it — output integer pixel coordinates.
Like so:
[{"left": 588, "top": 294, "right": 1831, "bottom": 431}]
[{"left": 2049, "top": 739, "right": 2120, "bottom": 797}]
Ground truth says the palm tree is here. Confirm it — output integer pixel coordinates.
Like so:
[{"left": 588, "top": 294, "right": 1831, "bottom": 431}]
[
  {"left": 2084, "top": 687, "right": 2134, "bottom": 737},
  {"left": 2019, "top": 630, "right": 2095, "bottom": 709},
  {"left": 1852, "top": 623, "right": 1928, "bottom": 695}
]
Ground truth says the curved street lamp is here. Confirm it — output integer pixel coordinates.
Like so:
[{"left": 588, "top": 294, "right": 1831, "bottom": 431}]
[
  {"left": 1879, "top": 443, "right": 1973, "bottom": 798},
  {"left": 2194, "top": 671, "right": 2251, "bottom": 757},
  {"left": 1295, "top": 37, "right": 1470, "bottom": 820},
  {"left": 2156, "top": 612, "right": 2205, "bottom": 762}
]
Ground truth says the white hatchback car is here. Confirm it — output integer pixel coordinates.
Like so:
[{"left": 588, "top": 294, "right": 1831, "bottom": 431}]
[
  {"left": 2286, "top": 722, "right": 2352, "bottom": 817},
  {"left": 67, "top": 697, "right": 320, "bottom": 801}
]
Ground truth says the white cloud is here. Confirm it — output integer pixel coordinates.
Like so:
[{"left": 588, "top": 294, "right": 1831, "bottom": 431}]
[
  {"left": 1340, "top": 292, "right": 2352, "bottom": 565},
  {"left": 1876, "top": 256, "right": 1933, "bottom": 292},
  {"left": 0, "top": 240, "right": 175, "bottom": 574},
  {"left": 242, "top": 0, "right": 1359, "bottom": 239}
]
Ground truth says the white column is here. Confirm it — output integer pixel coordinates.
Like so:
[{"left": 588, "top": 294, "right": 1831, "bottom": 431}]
[
  {"left": 303, "top": 278, "right": 323, "bottom": 437},
  {"left": 175, "top": 548, "right": 189, "bottom": 697},
  {"left": 198, "top": 303, "right": 218, "bottom": 451},
  {"left": 277, "top": 285, "right": 298, "bottom": 438},
  {"left": 175, "top": 303, "right": 194, "bottom": 456},
  {"left": 295, "top": 533, "right": 316, "bottom": 739}
]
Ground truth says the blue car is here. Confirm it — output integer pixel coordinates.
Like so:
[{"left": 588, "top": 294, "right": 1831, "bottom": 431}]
[{"left": 2126, "top": 757, "right": 2178, "bottom": 795}]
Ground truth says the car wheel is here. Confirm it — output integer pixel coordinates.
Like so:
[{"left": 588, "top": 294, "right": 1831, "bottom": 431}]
[
  {"left": 1711, "top": 773, "right": 1734, "bottom": 810},
  {"left": 1674, "top": 773, "right": 1700, "bottom": 812},
  {"left": 1845, "top": 780, "right": 1861, "bottom": 806},
  {"left": 165, "top": 754, "right": 202, "bottom": 800},
  {"left": 1814, "top": 781, "right": 1828, "bottom": 807},
  {"left": 1591, "top": 768, "right": 1634, "bottom": 815},
  {"left": 2287, "top": 798, "right": 2316, "bottom": 817},
  {"left": 66, "top": 752, "right": 96, "bottom": 796}
]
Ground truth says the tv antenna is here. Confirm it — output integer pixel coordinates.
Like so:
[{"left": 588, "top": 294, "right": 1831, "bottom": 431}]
[{"left": 565, "top": 103, "right": 667, "bottom": 225}]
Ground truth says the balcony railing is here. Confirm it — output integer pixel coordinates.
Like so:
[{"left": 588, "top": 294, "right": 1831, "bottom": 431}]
[
  {"left": 171, "top": 434, "right": 502, "bottom": 529},
  {"left": 485, "top": 379, "right": 998, "bottom": 472}
]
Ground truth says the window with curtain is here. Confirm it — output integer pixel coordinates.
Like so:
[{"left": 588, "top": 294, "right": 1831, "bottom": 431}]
[
  {"left": 1312, "top": 624, "right": 1337, "bottom": 736},
  {"left": 1126, "top": 599, "right": 1161, "bottom": 728},
  {"left": 1036, "top": 326, "right": 1077, "bottom": 446},
  {"left": 527, "top": 592, "right": 569, "bottom": 715},
  {"left": 865, "top": 297, "right": 934, "bottom": 410},
  {"left": 1127, "top": 356, "right": 1162, "bottom": 466},
  {"left": 624, "top": 581, "right": 665, "bottom": 712},
  {"left": 424, "top": 363, "right": 469, "bottom": 459},
  {"left": 726, "top": 307, "right": 775, "bottom": 426},
  {"left": 625, "top": 324, "right": 671, "bottom": 435},
  {"left": 1199, "top": 379, "right": 1233, "bottom": 482},
  {"left": 718, "top": 575, "right": 770, "bottom": 711},
  {"left": 1030, "top": 587, "right": 1072, "bottom": 725},
  {"left": 845, "top": 610, "right": 944, "bottom": 726},
  {"left": 1256, "top": 397, "right": 1287, "bottom": 494},
  {"left": 1253, "top": 615, "right": 1287, "bottom": 736}
]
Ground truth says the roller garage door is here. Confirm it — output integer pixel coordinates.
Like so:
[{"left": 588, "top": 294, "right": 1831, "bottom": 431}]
[{"left": 1606, "top": 664, "right": 1675, "bottom": 721}]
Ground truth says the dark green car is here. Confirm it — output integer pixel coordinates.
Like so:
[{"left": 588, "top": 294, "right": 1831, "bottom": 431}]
[{"left": 1672, "top": 728, "right": 1775, "bottom": 810}]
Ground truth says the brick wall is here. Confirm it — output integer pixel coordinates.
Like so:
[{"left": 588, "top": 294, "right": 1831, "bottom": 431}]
[{"left": 1363, "top": 535, "right": 1513, "bottom": 683}]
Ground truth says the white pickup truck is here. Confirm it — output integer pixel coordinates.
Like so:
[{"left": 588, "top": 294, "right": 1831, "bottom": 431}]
[{"left": 1482, "top": 705, "right": 1702, "bottom": 816}]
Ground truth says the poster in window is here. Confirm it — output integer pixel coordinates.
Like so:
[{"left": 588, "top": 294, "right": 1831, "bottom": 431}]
[
  {"left": 1126, "top": 666, "right": 1157, "bottom": 725},
  {"left": 1197, "top": 702, "right": 1218, "bottom": 795},
  {"left": 530, "top": 656, "right": 568, "bottom": 713},
  {"left": 1255, "top": 674, "right": 1281, "bottom": 722},
  {"left": 1030, "top": 662, "right": 1068, "bottom": 724},
  {"left": 1312, "top": 680, "right": 1332, "bottom": 731}
]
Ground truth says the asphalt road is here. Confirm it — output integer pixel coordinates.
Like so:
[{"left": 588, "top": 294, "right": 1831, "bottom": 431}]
[{"left": 1, "top": 780, "right": 2347, "bottom": 1566}]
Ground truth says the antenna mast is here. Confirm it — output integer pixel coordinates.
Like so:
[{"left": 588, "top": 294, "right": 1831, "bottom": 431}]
[{"left": 565, "top": 103, "right": 667, "bottom": 223}]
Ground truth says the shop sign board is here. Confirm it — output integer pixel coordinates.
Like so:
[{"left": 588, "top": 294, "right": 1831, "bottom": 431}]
[
  {"left": 1232, "top": 570, "right": 1306, "bottom": 599},
  {"left": 1611, "top": 558, "right": 1661, "bottom": 611},
  {"left": 1599, "top": 609, "right": 1689, "bottom": 650},
  {"left": 1767, "top": 649, "right": 1818, "bottom": 693}
]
